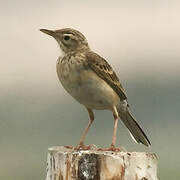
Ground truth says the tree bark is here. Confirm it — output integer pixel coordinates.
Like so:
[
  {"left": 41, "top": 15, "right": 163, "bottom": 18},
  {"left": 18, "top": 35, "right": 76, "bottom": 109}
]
[{"left": 46, "top": 146, "right": 158, "bottom": 180}]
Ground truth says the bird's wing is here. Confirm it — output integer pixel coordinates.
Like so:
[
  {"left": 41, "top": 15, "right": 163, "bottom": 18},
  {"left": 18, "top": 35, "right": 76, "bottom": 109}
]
[{"left": 85, "top": 51, "right": 127, "bottom": 100}]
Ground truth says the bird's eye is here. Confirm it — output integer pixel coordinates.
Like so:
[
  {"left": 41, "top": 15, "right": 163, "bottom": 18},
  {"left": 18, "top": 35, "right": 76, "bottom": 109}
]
[{"left": 63, "top": 35, "right": 70, "bottom": 41}]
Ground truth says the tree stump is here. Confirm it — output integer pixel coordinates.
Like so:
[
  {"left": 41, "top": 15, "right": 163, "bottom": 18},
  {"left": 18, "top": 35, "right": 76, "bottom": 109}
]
[{"left": 46, "top": 146, "right": 158, "bottom": 180}]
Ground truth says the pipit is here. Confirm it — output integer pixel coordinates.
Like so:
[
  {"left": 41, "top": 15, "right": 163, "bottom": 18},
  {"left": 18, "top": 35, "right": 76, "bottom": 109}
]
[{"left": 40, "top": 28, "right": 151, "bottom": 150}]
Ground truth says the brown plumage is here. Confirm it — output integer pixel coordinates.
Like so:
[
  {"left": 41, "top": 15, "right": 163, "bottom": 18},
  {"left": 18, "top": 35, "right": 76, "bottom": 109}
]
[
  {"left": 85, "top": 51, "right": 127, "bottom": 100},
  {"left": 40, "top": 28, "right": 151, "bottom": 150}
]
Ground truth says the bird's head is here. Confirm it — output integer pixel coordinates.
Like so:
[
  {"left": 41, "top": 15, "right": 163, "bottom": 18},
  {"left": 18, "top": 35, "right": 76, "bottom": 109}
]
[{"left": 40, "top": 28, "right": 89, "bottom": 54}]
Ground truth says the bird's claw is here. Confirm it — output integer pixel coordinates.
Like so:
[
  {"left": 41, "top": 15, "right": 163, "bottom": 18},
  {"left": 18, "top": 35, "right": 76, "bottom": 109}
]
[
  {"left": 73, "top": 143, "right": 91, "bottom": 150},
  {"left": 98, "top": 145, "right": 121, "bottom": 152}
]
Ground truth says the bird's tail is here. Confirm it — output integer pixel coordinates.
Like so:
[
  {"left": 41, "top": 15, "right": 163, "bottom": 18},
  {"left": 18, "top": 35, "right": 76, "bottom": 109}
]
[{"left": 117, "top": 102, "right": 151, "bottom": 147}]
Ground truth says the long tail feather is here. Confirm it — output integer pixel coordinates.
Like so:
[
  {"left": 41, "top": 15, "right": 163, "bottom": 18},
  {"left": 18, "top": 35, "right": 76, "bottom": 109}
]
[{"left": 117, "top": 103, "right": 151, "bottom": 147}]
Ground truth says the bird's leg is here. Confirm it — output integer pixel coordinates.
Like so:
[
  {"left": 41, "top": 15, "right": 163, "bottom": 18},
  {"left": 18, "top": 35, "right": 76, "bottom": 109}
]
[
  {"left": 108, "top": 106, "right": 122, "bottom": 151},
  {"left": 75, "top": 108, "right": 94, "bottom": 150},
  {"left": 98, "top": 106, "right": 121, "bottom": 152},
  {"left": 111, "top": 113, "right": 119, "bottom": 148},
  {"left": 110, "top": 106, "right": 119, "bottom": 148}
]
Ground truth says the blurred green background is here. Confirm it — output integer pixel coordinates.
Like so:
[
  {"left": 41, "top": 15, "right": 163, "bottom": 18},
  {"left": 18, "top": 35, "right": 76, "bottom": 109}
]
[{"left": 1, "top": 0, "right": 180, "bottom": 179}]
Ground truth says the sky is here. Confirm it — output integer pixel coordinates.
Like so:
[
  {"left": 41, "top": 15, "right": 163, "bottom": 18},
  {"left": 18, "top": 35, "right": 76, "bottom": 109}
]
[{"left": 0, "top": 0, "right": 180, "bottom": 179}]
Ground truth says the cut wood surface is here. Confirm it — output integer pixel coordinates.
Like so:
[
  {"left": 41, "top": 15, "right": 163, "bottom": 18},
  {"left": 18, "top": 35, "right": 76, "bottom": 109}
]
[{"left": 46, "top": 146, "right": 158, "bottom": 180}]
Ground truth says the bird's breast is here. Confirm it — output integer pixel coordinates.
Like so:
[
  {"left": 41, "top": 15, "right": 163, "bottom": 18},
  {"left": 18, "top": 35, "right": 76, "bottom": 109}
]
[{"left": 56, "top": 56, "right": 120, "bottom": 110}]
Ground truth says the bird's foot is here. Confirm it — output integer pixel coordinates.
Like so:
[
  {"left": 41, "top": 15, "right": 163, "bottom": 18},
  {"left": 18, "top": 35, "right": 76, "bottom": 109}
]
[
  {"left": 98, "top": 144, "right": 121, "bottom": 152},
  {"left": 64, "top": 144, "right": 96, "bottom": 150},
  {"left": 64, "top": 145, "right": 90, "bottom": 150},
  {"left": 64, "top": 145, "right": 74, "bottom": 149},
  {"left": 74, "top": 143, "right": 91, "bottom": 150}
]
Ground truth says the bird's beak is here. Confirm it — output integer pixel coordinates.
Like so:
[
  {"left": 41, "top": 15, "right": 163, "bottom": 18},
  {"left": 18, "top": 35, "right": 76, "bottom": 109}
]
[{"left": 40, "top": 29, "right": 57, "bottom": 37}]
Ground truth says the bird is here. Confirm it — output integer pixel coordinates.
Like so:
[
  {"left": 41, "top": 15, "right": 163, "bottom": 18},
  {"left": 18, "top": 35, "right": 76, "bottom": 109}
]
[{"left": 40, "top": 28, "right": 151, "bottom": 150}]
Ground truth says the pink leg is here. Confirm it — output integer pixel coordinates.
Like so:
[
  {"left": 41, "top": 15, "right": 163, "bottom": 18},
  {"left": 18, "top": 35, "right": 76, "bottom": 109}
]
[
  {"left": 97, "top": 108, "right": 121, "bottom": 152},
  {"left": 79, "top": 108, "right": 94, "bottom": 146},
  {"left": 111, "top": 113, "right": 119, "bottom": 147}
]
